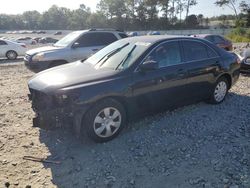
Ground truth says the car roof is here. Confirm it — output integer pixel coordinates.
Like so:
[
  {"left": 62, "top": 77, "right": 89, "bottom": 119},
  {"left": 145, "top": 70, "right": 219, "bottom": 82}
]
[
  {"left": 192, "top": 34, "right": 221, "bottom": 38},
  {"left": 119, "top": 35, "right": 201, "bottom": 44}
]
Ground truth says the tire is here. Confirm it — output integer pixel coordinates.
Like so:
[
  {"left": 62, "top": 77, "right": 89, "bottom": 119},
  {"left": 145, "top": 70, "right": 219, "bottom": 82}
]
[
  {"left": 208, "top": 77, "right": 229, "bottom": 104},
  {"left": 6, "top": 50, "right": 17, "bottom": 60},
  {"left": 83, "top": 98, "right": 126, "bottom": 143}
]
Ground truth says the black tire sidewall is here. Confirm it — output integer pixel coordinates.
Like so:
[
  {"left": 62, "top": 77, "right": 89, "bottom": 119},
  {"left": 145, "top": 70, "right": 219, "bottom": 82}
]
[
  {"left": 6, "top": 51, "right": 17, "bottom": 60},
  {"left": 83, "top": 98, "right": 126, "bottom": 143}
]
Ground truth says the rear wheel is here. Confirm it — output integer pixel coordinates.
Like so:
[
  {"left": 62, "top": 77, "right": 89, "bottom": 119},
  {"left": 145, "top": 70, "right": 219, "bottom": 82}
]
[
  {"left": 83, "top": 98, "right": 126, "bottom": 143},
  {"left": 208, "top": 77, "right": 229, "bottom": 104},
  {"left": 6, "top": 50, "right": 17, "bottom": 60}
]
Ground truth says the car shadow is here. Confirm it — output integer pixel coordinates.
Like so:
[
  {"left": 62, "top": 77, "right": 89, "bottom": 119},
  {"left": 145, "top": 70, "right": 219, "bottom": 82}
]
[
  {"left": 38, "top": 92, "right": 250, "bottom": 188},
  {"left": 0, "top": 57, "right": 24, "bottom": 64}
]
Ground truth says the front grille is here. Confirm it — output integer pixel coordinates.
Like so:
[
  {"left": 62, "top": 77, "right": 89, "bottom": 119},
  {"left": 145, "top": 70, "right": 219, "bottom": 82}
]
[{"left": 29, "top": 89, "right": 54, "bottom": 111}]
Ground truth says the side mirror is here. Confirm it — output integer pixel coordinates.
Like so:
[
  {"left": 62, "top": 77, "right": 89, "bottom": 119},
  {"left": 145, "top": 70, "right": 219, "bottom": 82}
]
[
  {"left": 139, "top": 60, "right": 158, "bottom": 71},
  {"left": 72, "top": 42, "right": 80, "bottom": 48}
]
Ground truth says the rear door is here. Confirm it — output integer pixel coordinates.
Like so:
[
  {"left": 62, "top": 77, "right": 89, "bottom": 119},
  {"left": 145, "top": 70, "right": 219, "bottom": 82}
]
[
  {"left": 71, "top": 32, "right": 118, "bottom": 61},
  {"left": 181, "top": 40, "right": 220, "bottom": 99}
]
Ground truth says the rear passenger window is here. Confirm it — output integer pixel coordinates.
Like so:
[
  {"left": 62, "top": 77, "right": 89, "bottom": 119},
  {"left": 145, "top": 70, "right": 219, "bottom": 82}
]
[
  {"left": 0, "top": 40, "right": 7, "bottom": 45},
  {"left": 182, "top": 41, "right": 209, "bottom": 61},
  {"left": 205, "top": 36, "right": 214, "bottom": 42},
  {"left": 99, "top": 33, "right": 118, "bottom": 45},
  {"left": 76, "top": 32, "right": 117, "bottom": 47},
  {"left": 214, "top": 36, "right": 225, "bottom": 43}
]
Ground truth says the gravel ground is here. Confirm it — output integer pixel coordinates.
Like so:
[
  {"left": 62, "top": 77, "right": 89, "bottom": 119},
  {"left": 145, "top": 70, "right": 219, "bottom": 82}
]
[{"left": 0, "top": 44, "right": 250, "bottom": 188}]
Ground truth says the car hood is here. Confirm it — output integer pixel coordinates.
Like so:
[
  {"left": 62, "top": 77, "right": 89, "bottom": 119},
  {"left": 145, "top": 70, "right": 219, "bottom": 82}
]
[
  {"left": 26, "top": 46, "right": 63, "bottom": 55},
  {"left": 28, "top": 61, "right": 117, "bottom": 93}
]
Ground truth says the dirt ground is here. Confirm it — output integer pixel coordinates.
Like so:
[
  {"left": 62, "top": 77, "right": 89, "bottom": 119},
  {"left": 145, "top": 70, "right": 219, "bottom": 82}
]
[{"left": 0, "top": 47, "right": 250, "bottom": 188}]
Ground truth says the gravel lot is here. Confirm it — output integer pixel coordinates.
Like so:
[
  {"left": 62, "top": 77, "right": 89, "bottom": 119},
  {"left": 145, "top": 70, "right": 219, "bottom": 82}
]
[{"left": 0, "top": 44, "right": 250, "bottom": 188}]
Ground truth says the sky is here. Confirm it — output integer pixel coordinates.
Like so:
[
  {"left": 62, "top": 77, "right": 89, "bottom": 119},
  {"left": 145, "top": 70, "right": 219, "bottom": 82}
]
[{"left": 0, "top": 0, "right": 240, "bottom": 18}]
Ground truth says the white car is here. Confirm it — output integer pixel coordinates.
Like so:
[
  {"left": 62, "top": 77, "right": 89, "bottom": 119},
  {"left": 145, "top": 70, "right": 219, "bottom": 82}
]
[{"left": 0, "top": 39, "right": 27, "bottom": 60}]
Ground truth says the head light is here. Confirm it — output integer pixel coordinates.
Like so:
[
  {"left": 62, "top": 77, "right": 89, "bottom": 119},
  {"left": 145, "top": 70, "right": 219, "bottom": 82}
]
[
  {"left": 32, "top": 53, "right": 44, "bottom": 61},
  {"left": 56, "top": 94, "right": 69, "bottom": 105}
]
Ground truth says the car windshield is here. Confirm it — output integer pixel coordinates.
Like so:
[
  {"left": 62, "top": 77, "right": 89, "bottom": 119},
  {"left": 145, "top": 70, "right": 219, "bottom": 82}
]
[
  {"left": 54, "top": 31, "right": 83, "bottom": 47},
  {"left": 85, "top": 40, "right": 151, "bottom": 70}
]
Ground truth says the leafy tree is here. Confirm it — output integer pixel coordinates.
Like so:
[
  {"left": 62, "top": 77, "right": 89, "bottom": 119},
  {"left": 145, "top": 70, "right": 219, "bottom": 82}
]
[
  {"left": 185, "top": 0, "right": 197, "bottom": 18},
  {"left": 22, "top": 11, "right": 41, "bottom": 29},
  {"left": 186, "top": 14, "right": 199, "bottom": 27},
  {"left": 215, "top": 0, "right": 238, "bottom": 19},
  {"left": 197, "top": 14, "right": 204, "bottom": 25}
]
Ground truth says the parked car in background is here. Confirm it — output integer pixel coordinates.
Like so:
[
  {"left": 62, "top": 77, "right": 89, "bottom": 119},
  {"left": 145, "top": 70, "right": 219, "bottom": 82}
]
[
  {"left": 24, "top": 28, "right": 128, "bottom": 72},
  {"left": 16, "top": 37, "right": 37, "bottom": 45},
  {"left": 148, "top": 31, "right": 161, "bottom": 35},
  {"left": 37, "top": 30, "right": 46, "bottom": 34},
  {"left": 38, "top": 37, "right": 58, "bottom": 44},
  {"left": 28, "top": 35, "right": 240, "bottom": 142},
  {"left": 33, "top": 37, "right": 41, "bottom": 43},
  {"left": 240, "top": 49, "right": 250, "bottom": 73},
  {"left": 54, "top": 31, "right": 62, "bottom": 35},
  {"left": 192, "top": 34, "right": 233, "bottom": 51},
  {"left": 127, "top": 32, "right": 139, "bottom": 37},
  {"left": 0, "top": 39, "right": 26, "bottom": 59}
]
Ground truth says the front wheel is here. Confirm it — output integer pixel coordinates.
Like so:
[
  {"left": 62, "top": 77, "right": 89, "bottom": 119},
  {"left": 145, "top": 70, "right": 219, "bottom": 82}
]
[
  {"left": 208, "top": 77, "right": 229, "bottom": 104},
  {"left": 6, "top": 50, "right": 17, "bottom": 60},
  {"left": 83, "top": 98, "right": 126, "bottom": 143}
]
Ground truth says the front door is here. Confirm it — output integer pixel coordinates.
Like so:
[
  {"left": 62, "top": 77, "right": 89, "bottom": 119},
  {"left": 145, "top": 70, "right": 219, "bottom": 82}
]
[{"left": 131, "top": 41, "right": 190, "bottom": 113}]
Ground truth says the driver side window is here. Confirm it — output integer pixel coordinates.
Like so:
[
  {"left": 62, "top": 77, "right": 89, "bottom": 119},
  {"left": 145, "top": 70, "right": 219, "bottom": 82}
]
[{"left": 146, "top": 41, "right": 181, "bottom": 68}]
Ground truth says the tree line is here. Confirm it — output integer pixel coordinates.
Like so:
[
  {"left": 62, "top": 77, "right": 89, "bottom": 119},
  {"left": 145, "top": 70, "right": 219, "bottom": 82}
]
[{"left": 0, "top": 0, "right": 249, "bottom": 31}]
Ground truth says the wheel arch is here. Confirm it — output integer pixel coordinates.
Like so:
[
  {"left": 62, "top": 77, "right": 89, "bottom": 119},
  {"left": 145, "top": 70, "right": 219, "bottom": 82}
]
[
  {"left": 81, "top": 96, "right": 129, "bottom": 123},
  {"left": 217, "top": 73, "right": 232, "bottom": 89}
]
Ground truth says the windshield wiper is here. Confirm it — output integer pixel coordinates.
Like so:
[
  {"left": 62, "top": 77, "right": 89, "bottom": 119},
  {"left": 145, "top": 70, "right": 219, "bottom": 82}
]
[
  {"left": 116, "top": 45, "right": 137, "bottom": 70},
  {"left": 96, "top": 43, "right": 130, "bottom": 67}
]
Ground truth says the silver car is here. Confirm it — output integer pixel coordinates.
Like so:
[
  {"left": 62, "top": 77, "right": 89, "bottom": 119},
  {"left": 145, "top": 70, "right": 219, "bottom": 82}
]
[{"left": 24, "top": 29, "right": 128, "bottom": 72}]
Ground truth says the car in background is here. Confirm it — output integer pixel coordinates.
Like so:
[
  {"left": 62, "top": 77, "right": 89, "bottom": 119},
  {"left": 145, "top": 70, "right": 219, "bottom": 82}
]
[
  {"left": 240, "top": 49, "right": 250, "bottom": 73},
  {"left": 127, "top": 32, "right": 139, "bottom": 37},
  {"left": 24, "top": 28, "right": 128, "bottom": 72},
  {"left": 33, "top": 37, "right": 42, "bottom": 43},
  {"left": 28, "top": 35, "right": 240, "bottom": 142},
  {"left": 192, "top": 34, "right": 233, "bottom": 51},
  {"left": 37, "top": 31, "right": 46, "bottom": 34},
  {"left": 54, "top": 31, "right": 62, "bottom": 35},
  {"left": 148, "top": 31, "right": 161, "bottom": 35},
  {"left": 38, "top": 37, "right": 58, "bottom": 44},
  {"left": 0, "top": 39, "right": 26, "bottom": 60},
  {"left": 16, "top": 37, "right": 37, "bottom": 45}
]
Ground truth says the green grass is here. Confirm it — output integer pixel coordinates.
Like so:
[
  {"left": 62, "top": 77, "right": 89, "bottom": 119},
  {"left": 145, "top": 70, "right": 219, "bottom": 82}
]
[{"left": 226, "top": 27, "right": 250, "bottom": 42}]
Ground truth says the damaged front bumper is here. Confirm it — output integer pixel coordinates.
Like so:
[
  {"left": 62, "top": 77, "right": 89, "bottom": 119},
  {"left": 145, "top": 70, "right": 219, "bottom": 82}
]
[
  {"left": 28, "top": 90, "right": 76, "bottom": 130},
  {"left": 32, "top": 108, "right": 73, "bottom": 130}
]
